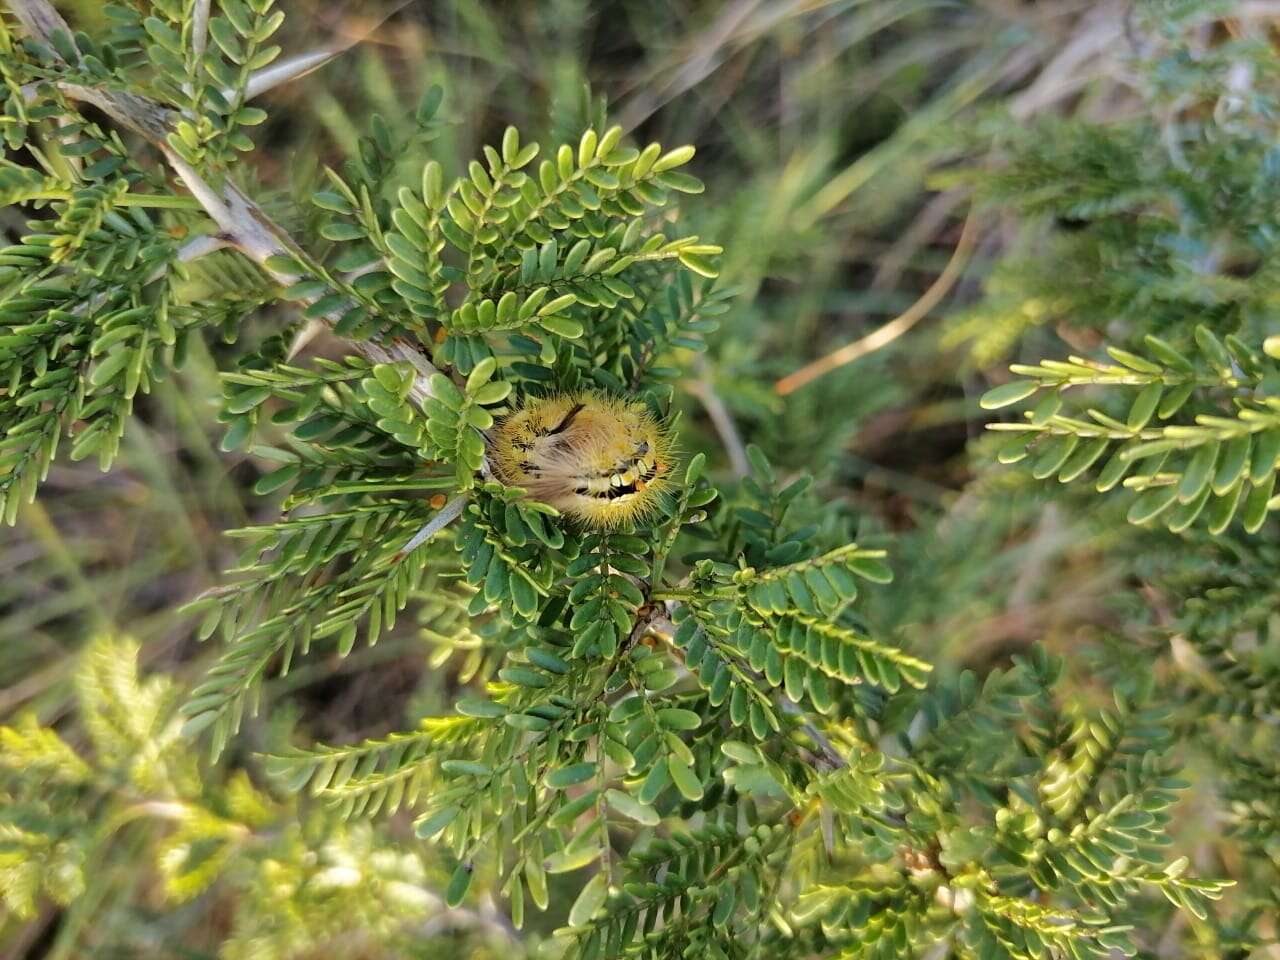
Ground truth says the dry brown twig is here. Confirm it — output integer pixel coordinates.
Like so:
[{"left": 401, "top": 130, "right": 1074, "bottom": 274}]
[{"left": 774, "top": 204, "right": 982, "bottom": 396}]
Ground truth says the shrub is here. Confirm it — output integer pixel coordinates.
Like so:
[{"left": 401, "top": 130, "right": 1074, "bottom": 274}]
[{"left": 1, "top": 3, "right": 1275, "bottom": 959}]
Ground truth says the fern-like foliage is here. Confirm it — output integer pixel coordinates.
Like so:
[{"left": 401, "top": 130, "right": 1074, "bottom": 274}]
[
  {"left": 982, "top": 327, "right": 1280, "bottom": 534},
  {"left": 0, "top": 2, "right": 1261, "bottom": 959}
]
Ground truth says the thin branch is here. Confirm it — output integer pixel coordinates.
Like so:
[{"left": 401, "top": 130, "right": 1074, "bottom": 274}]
[
  {"left": 413, "top": 892, "right": 520, "bottom": 944},
  {"left": 1009, "top": 0, "right": 1128, "bottom": 121},
  {"left": 870, "top": 190, "right": 966, "bottom": 293},
  {"left": 394, "top": 493, "right": 470, "bottom": 560},
  {"left": 774, "top": 205, "right": 981, "bottom": 397},
  {"left": 5, "top": 0, "right": 442, "bottom": 407},
  {"left": 5, "top": 0, "right": 70, "bottom": 47},
  {"left": 239, "top": 47, "right": 345, "bottom": 102},
  {"left": 161, "top": 144, "right": 443, "bottom": 405},
  {"left": 686, "top": 357, "right": 750, "bottom": 478},
  {"left": 190, "top": 0, "right": 211, "bottom": 61},
  {"left": 775, "top": 696, "right": 847, "bottom": 771},
  {"left": 159, "top": 146, "right": 290, "bottom": 267},
  {"left": 50, "top": 233, "right": 229, "bottom": 319},
  {"left": 51, "top": 82, "right": 175, "bottom": 141},
  {"left": 238, "top": 1, "right": 419, "bottom": 103},
  {"left": 286, "top": 318, "right": 327, "bottom": 361},
  {"left": 176, "top": 233, "right": 231, "bottom": 262},
  {"left": 138, "top": 232, "right": 229, "bottom": 286}
]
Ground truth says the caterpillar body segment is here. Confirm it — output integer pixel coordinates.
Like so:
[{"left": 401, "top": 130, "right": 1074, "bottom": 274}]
[{"left": 489, "top": 393, "right": 676, "bottom": 528}]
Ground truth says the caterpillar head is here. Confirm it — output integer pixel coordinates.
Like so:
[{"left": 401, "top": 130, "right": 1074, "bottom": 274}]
[{"left": 489, "top": 392, "right": 676, "bottom": 528}]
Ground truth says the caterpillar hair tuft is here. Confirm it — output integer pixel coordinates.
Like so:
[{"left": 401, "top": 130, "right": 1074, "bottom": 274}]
[{"left": 489, "top": 392, "right": 677, "bottom": 528}]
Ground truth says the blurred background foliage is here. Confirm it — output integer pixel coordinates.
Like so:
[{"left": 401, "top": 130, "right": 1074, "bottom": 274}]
[{"left": 4, "top": 0, "right": 1280, "bottom": 957}]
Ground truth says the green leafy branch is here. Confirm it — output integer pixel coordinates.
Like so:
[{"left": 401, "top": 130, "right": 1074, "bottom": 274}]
[{"left": 983, "top": 326, "right": 1280, "bottom": 533}]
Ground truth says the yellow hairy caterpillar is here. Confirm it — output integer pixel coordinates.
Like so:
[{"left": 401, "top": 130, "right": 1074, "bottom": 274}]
[{"left": 489, "top": 392, "right": 676, "bottom": 528}]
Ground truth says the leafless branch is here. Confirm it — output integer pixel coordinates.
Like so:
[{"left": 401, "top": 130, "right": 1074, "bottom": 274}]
[
  {"left": 394, "top": 494, "right": 471, "bottom": 560},
  {"left": 190, "top": 0, "right": 211, "bottom": 61},
  {"left": 775, "top": 695, "right": 847, "bottom": 771},
  {"left": 238, "top": 0, "right": 419, "bottom": 103},
  {"left": 239, "top": 47, "right": 346, "bottom": 102},
  {"left": 177, "top": 233, "right": 231, "bottom": 262},
  {"left": 686, "top": 357, "right": 750, "bottom": 478},
  {"left": 5, "top": 0, "right": 70, "bottom": 46}
]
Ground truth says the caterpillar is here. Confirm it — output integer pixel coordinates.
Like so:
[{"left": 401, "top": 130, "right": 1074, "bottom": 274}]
[{"left": 489, "top": 392, "right": 676, "bottom": 528}]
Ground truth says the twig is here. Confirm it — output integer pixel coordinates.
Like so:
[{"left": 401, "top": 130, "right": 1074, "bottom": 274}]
[
  {"left": 6, "top": 0, "right": 442, "bottom": 408},
  {"left": 176, "top": 233, "right": 231, "bottom": 262},
  {"left": 238, "top": 47, "right": 346, "bottom": 102},
  {"left": 162, "top": 142, "right": 442, "bottom": 404},
  {"left": 137, "top": 232, "right": 230, "bottom": 289},
  {"left": 236, "top": 0, "right": 419, "bottom": 102},
  {"left": 190, "top": 0, "right": 211, "bottom": 61},
  {"left": 1008, "top": 0, "right": 1129, "bottom": 120},
  {"left": 414, "top": 892, "right": 520, "bottom": 943},
  {"left": 0, "top": 906, "right": 57, "bottom": 960},
  {"left": 4, "top": 0, "right": 67, "bottom": 45},
  {"left": 394, "top": 493, "right": 470, "bottom": 560},
  {"left": 774, "top": 205, "right": 981, "bottom": 397},
  {"left": 686, "top": 357, "right": 750, "bottom": 478},
  {"left": 286, "top": 318, "right": 327, "bottom": 360},
  {"left": 0, "top": 657, "right": 71, "bottom": 714}
]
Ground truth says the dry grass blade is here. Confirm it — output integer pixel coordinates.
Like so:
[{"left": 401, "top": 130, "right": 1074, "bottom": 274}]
[{"left": 774, "top": 204, "right": 981, "bottom": 396}]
